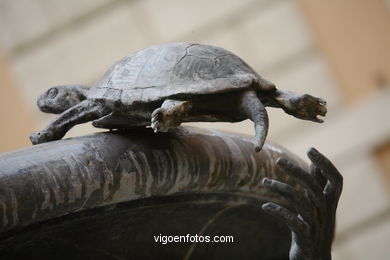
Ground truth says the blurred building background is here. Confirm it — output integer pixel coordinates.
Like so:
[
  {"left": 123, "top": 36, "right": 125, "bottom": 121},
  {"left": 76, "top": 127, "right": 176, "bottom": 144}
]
[{"left": 0, "top": 0, "right": 389, "bottom": 259}]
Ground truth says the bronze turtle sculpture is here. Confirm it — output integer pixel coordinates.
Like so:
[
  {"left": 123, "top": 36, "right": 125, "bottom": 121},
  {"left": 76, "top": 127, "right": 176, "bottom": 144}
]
[{"left": 30, "top": 42, "right": 327, "bottom": 151}]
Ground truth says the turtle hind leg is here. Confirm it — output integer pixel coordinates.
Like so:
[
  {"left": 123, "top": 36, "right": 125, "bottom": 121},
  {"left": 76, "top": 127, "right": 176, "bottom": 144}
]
[
  {"left": 151, "top": 99, "right": 192, "bottom": 133},
  {"left": 272, "top": 90, "right": 327, "bottom": 123},
  {"left": 30, "top": 100, "right": 110, "bottom": 145}
]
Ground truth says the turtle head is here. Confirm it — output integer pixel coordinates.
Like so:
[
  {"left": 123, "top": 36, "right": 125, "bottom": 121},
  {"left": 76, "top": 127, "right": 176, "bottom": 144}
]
[{"left": 37, "top": 85, "right": 89, "bottom": 114}]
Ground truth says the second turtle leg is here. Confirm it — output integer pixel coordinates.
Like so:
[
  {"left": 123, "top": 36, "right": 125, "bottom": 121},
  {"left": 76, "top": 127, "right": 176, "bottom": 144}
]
[
  {"left": 151, "top": 99, "right": 192, "bottom": 132},
  {"left": 271, "top": 89, "right": 327, "bottom": 123},
  {"left": 30, "top": 100, "right": 110, "bottom": 144}
]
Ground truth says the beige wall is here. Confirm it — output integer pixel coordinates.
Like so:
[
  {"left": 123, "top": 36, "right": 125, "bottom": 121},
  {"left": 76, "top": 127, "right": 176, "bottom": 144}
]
[
  {"left": 0, "top": 1, "right": 389, "bottom": 259},
  {"left": 375, "top": 142, "right": 390, "bottom": 189},
  {"left": 298, "top": 0, "right": 390, "bottom": 102}
]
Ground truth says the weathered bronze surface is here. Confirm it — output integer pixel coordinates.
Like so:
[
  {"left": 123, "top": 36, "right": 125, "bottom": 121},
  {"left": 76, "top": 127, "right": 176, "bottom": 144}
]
[
  {"left": 30, "top": 42, "right": 327, "bottom": 151},
  {"left": 0, "top": 127, "right": 342, "bottom": 259},
  {"left": 1, "top": 127, "right": 307, "bottom": 231}
]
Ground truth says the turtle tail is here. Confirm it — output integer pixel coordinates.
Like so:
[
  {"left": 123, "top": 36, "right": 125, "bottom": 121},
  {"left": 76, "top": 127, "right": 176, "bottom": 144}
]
[{"left": 240, "top": 90, "right": 269, "bottom": 152}]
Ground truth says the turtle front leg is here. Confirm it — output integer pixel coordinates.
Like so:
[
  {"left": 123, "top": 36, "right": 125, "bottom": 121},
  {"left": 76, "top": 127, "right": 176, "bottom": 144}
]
[
  {"left": 30, "top": 100, "right": 110, "bottom": 145},
  {"left": 272, "top": 90, "right": 327, "bottom": 123},
  {"left": 240, "top": 90, "right": 269, "bottom": 152},
  {"left": 151, "top": 99, "right": 192, "bottom": 132}
]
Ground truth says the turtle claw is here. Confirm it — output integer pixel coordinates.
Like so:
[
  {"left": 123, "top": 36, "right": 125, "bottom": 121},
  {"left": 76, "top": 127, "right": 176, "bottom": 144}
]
[
  {"left": 151, "top": 120, "right": 163, "bottom": 133},
  {"left": 317, "top": 98, "right": 327, "bottom": 117},
  {"left": 312, "top": 99, "right": 327, "bottom": 123},
  {"left": 301, "top": 95, "right": 327, "bottom": 123},
  {"left": 151, "top": 107, "right": 176, "bottom": 133},
  {"left": 296, "top": 95, "right": 327, "bottom": 123},
  {"left": 151, "top": 100, "right": 189, "bottom": 133},
  {"left": 319, "top": 98, "right": 327, "bottom": 107}
]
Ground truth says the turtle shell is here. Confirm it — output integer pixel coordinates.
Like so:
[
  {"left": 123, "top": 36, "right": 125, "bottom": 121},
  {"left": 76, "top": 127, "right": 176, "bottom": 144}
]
[{"left": 88, "top": 42, "right": 275, "bottom": 106}]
